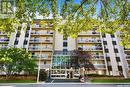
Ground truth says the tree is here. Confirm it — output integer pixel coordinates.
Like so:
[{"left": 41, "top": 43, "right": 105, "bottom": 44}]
[
  {"left": 0, "top": 48, "right": 37, "bottom": 78},
  {"left": 71, "top": 48, "right": 95, "bottom": 74},
  {"left": 0, "top": 0, "right": 129, "bottom": 46}
]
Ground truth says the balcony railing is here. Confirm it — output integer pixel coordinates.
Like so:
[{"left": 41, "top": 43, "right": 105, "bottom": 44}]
[
  {"left": 32, "top": 55, "right": 51, "bottom": 59},
  {"left": 91, "top": 55, "right": 104, "bottom": 59},
  {"left": 0, "top": 32, "right": 8, "bottom": 35},
  {"left": 0, "top": 38, "right": 9, "bottom": 43},
  {"left": 30, "top": 39, "right": 53, "bottom": 43},
  {"left": 37, "top": 64, "right": 51, "bottom": 69},
  {"left": 53, "top": 51, "right": 74, "bottom": 55},
  {"left": 0, "top": 46, "right": 7, "bottom": 49},
  {"left": 126, "top": 55, "right": 130, "bottom": 59},
  {"left": 29, "top": 47, "right": 53, "bottom": 51},
  {"left": 79, "top": 31, "right": 100, "bottom": 35},
  {"left": 31, "top": 31, "right": 53, "bottom": 35},
  {"left": 78, "top": 46, "right": 103, "bottom": 51},
  {"left": 78, "top": 39, "right": 101, "bottom": 43},
  {"left": 32, "top": 24, "right": 53, "bottom": 28},
  {"left": 124, "top": 48, "right": 130, "bottom": 50},
  {"left": 94, "top": 64, "right": 106, "bottom": 68}
]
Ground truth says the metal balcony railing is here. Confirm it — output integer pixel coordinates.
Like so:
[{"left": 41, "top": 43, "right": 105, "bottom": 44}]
[
  {"left": 30, "top": 39, "right": 53, "bottom": 43},
  {"left": 78, "top": 46, "right": 103, "bottom": 51},
  {"left": 53, "top": 51, "right": 73, "bottom": 55},
  {"left": 79, "top": 31, "right": 100, "bottom": 35},
  {"left": 29, "top": 47, "right": 52, "bottom": 51},
  {"left": 94, "top": 64, "right": 106, "bottom": 68},
  {"left": 78, "top": 39, "right": 101, "bottom": 43}
]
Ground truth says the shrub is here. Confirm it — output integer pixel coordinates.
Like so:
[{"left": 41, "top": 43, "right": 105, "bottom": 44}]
[{"left": 39, "top": 70, "right": 48, "bottom": 81}]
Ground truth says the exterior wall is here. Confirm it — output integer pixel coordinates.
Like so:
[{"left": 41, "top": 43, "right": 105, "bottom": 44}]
[
  {"left": 67, "top": 37, "right": 76, "bottom": 51},
  {"left": 104, "top": 34, "right": 119, "bottom": 76},
  {"left": 54, "top": 30, "right": 63, "bottom": 51},
  {"left": 0, "top": 19, "right": 130, "bottom": 78},
  {"left": 8, "top": 32, "right": 16, "bottom": 47},
  {"left": 77, "top": 30, "right": 106, "bottom": 75}
]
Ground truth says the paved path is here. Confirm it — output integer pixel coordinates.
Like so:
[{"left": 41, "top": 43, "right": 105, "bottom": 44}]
[
  {"left": 0, "top": 84, "right": 130, "bottom": 87},
  {"left": 48, "top": 79, "right": 81, "bottom": 83}
]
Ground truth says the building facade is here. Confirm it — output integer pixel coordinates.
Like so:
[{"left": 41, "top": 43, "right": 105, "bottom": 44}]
[{"left": 0, "top": 19, "right": 129, "bottom": 79}]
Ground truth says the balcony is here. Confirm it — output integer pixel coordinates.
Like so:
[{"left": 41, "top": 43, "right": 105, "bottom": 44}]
[
  {"left": 28, "top": 46, "right": 53, "bottom": 51},
  {"left": 32, "top": 55, "right": 51, "bottom": 60},
  {"left": 78, "top": 31, "right": 100, "bottom": 36},
  {"left": 0, "top": 32, "right": 9, "bottom": 35},
  {"left": 0, "top": 38, "right": 9, "bottom": 43},
  {"left": 124, "top": 48, "right": 130, "bottom": 51},
  {"left": 78, "top": 46, "right": 103, "bottom": 51},
  {"left": 94, "top": 64, "right": 106, "bottom": 69},
  {"left": 37, "top": 64, "right": 51, "bottom": 69},
  {"left": 32, "top": 24, "right": 53, "bottom": 29},
  {"left": 128, "top": 65, "right": 130, "bottom": 69},
  {"left": 53, "top": 51, "right": 74, "bottom": 55},
  {"left": 0, "top": 46, "right": 7, "bottom": 49},
  {"left": 91, "top": 55, "right": 104, "bottom": 60},
  {"left": 31, "top": 31, "right": 54, "bottom": 36},
  {"left": 126, "top": 55, "right": 130, "bottom": 60},
  {"left": 30, "top": 39, "right": 53, "bottom": 44},
  {"left": 78, "top": 39, "right": 101, "bottom": 44}
]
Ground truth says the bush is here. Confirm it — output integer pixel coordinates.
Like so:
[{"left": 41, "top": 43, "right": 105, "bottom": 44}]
[
  {"left": 39, "top": 70, "right": 48, "bottom": 81},
  {"left": 86, "top": 74, "right": 111, "bottom": 77}
]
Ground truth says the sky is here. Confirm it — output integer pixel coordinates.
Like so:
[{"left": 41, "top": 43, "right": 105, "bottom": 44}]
[{"left": 36, "top": 0, "right": 101, "bottom": 19}]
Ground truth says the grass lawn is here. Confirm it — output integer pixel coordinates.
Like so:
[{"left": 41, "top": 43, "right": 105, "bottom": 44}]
[
  {"left": 91, "top": 79, "right": 130, "bottom": 83},
  {"left": 0, "top": 80, "right": 36, "bottom": 83}
]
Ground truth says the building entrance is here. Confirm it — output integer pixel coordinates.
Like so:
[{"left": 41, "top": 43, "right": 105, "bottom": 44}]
[
  {"left": 51, "top": 69, "right": 79, "bottom": 79},
  {"left": 51, "top": 51, "right": 80, "bottom": 79}
]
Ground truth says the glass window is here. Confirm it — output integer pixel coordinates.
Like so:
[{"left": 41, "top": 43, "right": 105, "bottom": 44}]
[
  {"left": 14, "top": 40, "right": 18, "bottom": 45},
  {"left": 44, "top": 61, "right": 46, "bottom": 64},
  {"left": 106, "top": 57, "right": 110, "bottom": 61},
  {"left": 112, "top": 41, "right": 117, "bottom": 45},
  {"left": 114, "top": 48, "right": 118, "bottom": 53},
  {"left": 118, "top": 66, "right": 122, "bottom": 71},
  {"left": 24, "top": 40, "right": 28, "bottom": 45},
  {"left": 25, "top": 33, "right": 29, "bottom": 37},
  {"left": 103, "top": 41, "right": 107, "bottom": 45},
  {"left": 116, "top": 57, "right": 120, "bottom": 62},
  {"left": 108, "top": 66, "right": 112, "bottom": 71},
  {"left": 102, "top": 34, "right": 106, "bottom": 38},
  {"left": 111, "top": 34, "right": 115, "bottom": 38},
  {"left": 63, "top": 42, "right": 67, "bottom": 47},
  {"left": 105, "top": 49, "right": 109, "bottom": 53}
]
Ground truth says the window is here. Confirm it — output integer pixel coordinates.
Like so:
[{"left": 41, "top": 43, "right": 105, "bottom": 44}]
[
  {"left": 105, "top": 49, "right": 109, "bottom": 53},
  {"left": 25, "top": 33, "right": 29, "bottom": 37},
  {"left": 63, "top": 36, "right": 67, "bottom": 40},
  {"left": 14, "top": 40, "right": 18, "bottom": 45},
  {"left": 102, "top": 34, "right": 106, "bottom": 38},
  {"left": 108, "top": 66, "right": 112, "bottom": 71},
  {"left": 112, "top": 41, "right": 117, "bottom": 45},
  {"left": 44, "top": 61, "right": 46, "bottom": 64},
  {"left": 63, "top": 42, "right": 67, "bottom": 47},
  {"left": 103, "top": 41, "right": 107, "bottom": 45},
  {"left": 114, "top": 48, "right": 118, "bottom": 53},
  {"left": 63, "top": 49, "right": 68, "bottom": 52},
  {"left": 116, "top": 57, "right": 120, "bottom": 62},
  {"left": 118, "top": 66, "right": 123, "bottom": 71},
  {"left": 111, "top": 34, "right": 115, "bottom": 38},
  {"left": 16, "top": 33, "right": 20, "bottom": 37},
  {"left": 24, "top": 40, "right": 28, "bottom": 45},
  {"left": 106, "top": 57, "right": 110, "bottom": 61}
]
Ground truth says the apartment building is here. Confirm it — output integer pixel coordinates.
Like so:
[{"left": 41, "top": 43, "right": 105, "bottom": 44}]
[{"left": 0, "top": 19, "right": 129, "bottom": 79}]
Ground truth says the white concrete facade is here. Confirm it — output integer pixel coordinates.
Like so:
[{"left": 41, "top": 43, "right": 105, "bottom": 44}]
[{"left": 0, "top": 19, "right": 129, "bottom": 78}]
